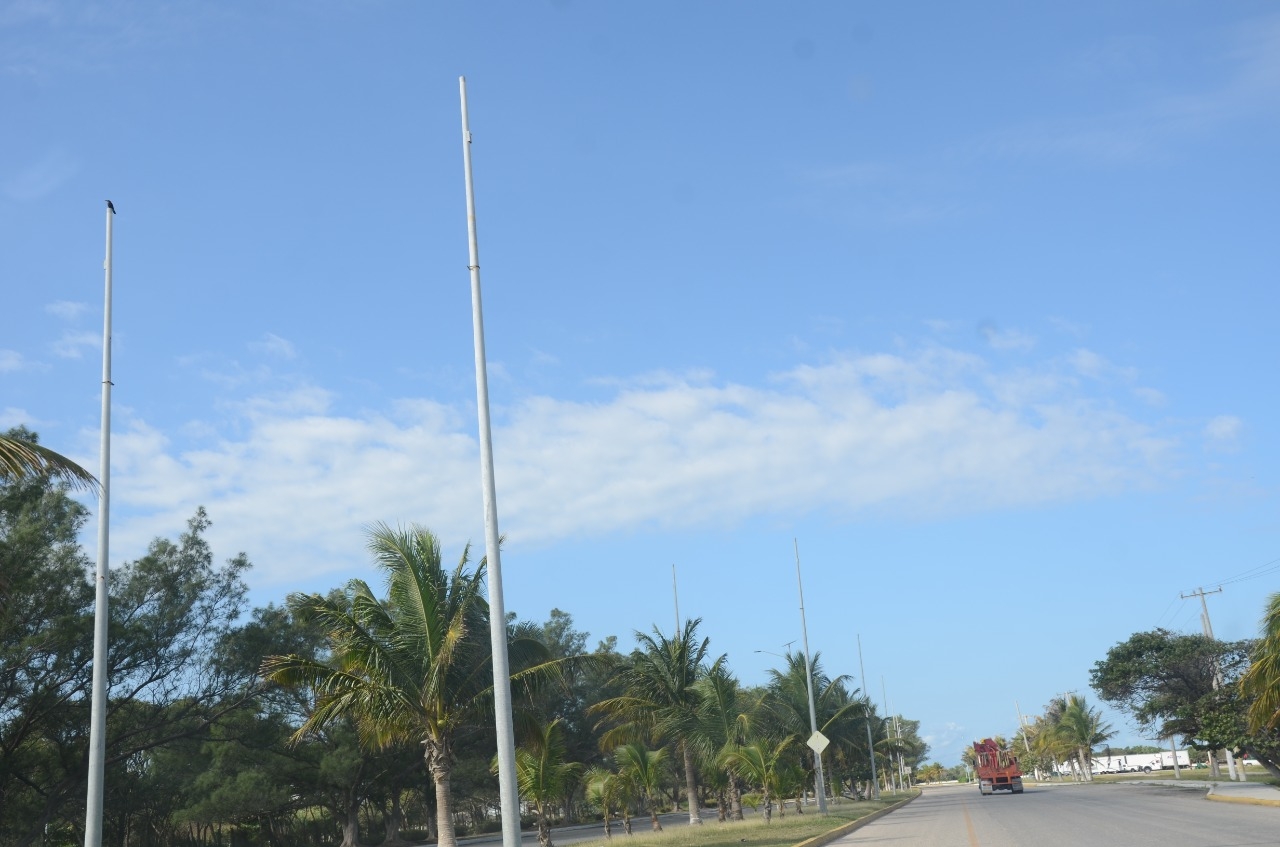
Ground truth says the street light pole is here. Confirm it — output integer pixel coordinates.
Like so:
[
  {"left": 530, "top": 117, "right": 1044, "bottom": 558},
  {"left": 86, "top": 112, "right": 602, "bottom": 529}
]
[
  {"left": 857, "top": 634, "right": 879, "bottom": 800},
  {"left": 794, "top": 539, "right": 828, "bottom": 814},
  {"left": 459, "top": 77, "right": 521, "bottom": 847}
]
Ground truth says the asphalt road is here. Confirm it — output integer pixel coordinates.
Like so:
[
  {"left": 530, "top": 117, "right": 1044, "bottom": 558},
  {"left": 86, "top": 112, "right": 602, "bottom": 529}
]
[{"left": 831, "top": 782, "right": 1278, "bottom": 847}]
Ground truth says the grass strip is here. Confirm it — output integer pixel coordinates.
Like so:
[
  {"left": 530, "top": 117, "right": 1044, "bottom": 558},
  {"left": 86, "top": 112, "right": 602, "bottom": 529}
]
[{"left": 570, "top": 792, "right": 919, "bottom": 847}]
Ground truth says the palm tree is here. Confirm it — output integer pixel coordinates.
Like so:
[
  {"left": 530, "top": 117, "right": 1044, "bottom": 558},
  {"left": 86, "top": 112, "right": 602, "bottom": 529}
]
[
  {"left": 1242, "top": 592, "right": 1280, "bottom": 734},
  {"left": 614, "top": 743, "right": 670, "bottom": 831},
  {"left": 760, "top": 650, "right": 863, "bottom": 803},
  {"left": 501, "top": 718, "right": 582, "bottom": 847},
  {"left": 719, "top": 737, "right": 792, "bottom": 822},
  {"left": 584, "top": 765, "right": 629, "bottom": 839},
  {"left": 260, "top": 523, "right": 557, "bottom": 847},
  {"left": 1055, "top": 695, "right": 1114, "bottom": 781},
  {"left": 0, "top": 427, "right": 97, "bottom": 491},
  {"left": 591, "top": 618, "right": 719, "bottom": 826},
  {"left": 690, "top": 661, "right": 755, "bottom": 821}
]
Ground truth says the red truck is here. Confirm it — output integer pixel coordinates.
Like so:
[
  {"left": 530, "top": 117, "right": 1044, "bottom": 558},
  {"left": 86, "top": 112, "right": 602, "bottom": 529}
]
[{"left": 972, "top": 738, "right": 1023, "bottom": 795}]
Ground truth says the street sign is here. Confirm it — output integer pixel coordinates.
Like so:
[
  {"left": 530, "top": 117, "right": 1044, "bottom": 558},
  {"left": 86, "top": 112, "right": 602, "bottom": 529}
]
[{"left": 807, "top": 731, "right": 830, "bottom": 754}]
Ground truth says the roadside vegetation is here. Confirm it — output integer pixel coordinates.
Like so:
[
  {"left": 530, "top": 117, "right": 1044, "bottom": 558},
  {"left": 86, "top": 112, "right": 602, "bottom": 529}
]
[
  {"left": 0, "top": 427, "right": 927, "bottom": 847},
  {"left": 570, "top": 793, "right": 916, "bottom": 847},
  {"left": 968, "top": 604, "right": 1280, "bottom": 787}
]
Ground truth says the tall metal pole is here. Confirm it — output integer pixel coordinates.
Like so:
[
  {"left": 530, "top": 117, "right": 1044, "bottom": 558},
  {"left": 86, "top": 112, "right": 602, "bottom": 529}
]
[
  {"left": 672, "top": 563, "right": 680, "bottom": 634},
  {"left": 459, "top": 77, "right": 522, "bottom": 847},
  {"left": 84, "top": 200, "right": 115, "bottom": 847},
  {"left": 793, "top": 539, "right": 827, "bottom": 814},
  {"left": 857, "top": 635, "right": 879, "bottom": 799}
]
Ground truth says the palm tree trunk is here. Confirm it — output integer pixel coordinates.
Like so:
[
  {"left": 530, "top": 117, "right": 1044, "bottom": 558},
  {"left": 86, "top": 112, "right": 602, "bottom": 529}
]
[
  {"left": 429, "top": 748, "right": 458, "bottom": 847},
  {"left": 681, "top": 741, "right": 701, "bottom": 825},
  {"left": 536, "top": 812, "right": 552, "bottom": 847},
  {"left": 1077, "top": 747, "right": 1091, "bottom": 781}
]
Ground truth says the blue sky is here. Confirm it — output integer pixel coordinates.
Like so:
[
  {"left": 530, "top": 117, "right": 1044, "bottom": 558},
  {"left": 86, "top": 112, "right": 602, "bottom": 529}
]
[{"left": 4, "top": 1, "right": 1278, "bottom": 767}]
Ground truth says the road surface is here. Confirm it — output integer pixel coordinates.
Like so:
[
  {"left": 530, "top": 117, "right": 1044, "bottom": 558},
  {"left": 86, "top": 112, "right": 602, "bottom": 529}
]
[{"left": 832, "top": 782, "right": 1278, "bottom": 847}]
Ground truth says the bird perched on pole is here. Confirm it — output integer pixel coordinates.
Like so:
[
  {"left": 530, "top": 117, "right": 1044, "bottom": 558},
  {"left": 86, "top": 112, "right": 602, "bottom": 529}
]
[{"left": 106, "top": 200, "right": 115, "bottom": 214}]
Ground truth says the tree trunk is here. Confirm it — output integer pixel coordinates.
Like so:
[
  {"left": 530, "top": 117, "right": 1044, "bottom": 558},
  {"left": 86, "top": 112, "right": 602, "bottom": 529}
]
[
  {"left": 339, "top": 799, "right": 361, "bottom": 847},
  {"left": 383, "top": 792, "right": 407, "bottom": 845},
  {"left": 536, "top": 810, "right": 553, "bottom": 847},
  {"left": 730, "top": 777, "right": 744, "bottom": 822},
  {"left": 681, "top": 741, "right": 701, "bottom": 825},
  {"left": 648, "top": 802, "right": 663, "bottom": 832},
  {"left": 427, "top": 743, "right": 458, "bottom": 847}
]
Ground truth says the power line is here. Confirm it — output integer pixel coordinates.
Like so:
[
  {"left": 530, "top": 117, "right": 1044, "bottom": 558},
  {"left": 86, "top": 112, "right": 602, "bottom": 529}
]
[{"left": 1208, "top": 555, "right": 1280, "bottom": 589}]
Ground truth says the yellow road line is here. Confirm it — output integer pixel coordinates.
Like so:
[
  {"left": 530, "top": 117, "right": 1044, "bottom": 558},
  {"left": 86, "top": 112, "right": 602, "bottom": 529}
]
[{"left": 962, "top": 803, "right": 981, "bottom": 847}]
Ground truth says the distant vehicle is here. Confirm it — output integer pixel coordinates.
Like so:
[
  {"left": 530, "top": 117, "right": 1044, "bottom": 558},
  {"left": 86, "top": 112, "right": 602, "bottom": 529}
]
[
  {"left": 973, "top": 738, "right": 1023, "bottom": 795},
  {"left": 1091, "top": 751, "right": 1189, "bottom": 773}
]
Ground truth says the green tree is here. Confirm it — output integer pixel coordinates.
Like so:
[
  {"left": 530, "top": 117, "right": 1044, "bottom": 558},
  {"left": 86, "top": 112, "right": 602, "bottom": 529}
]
[
  {"left": 719, "top": 737, "right": 791, "bottom": 820},
  {"left": 591, "top": 618, "right": 718, "bottom": 826},
  {"left": 0, "top": 496, "right": 253, "bottom": 847},
  {"left": 1091, "top": 628, "right": 1252, "bottom": 777},
  {"left": 261, "top": 523, "right": 559, "bottom": 847},
  {"left": 1242, "top": 593, "right": 1280, "bottom": 734},
  {"left": 613, "top": 743, "right": 669, "bottom": 831},
  {"left": 583, "top": 765, "right": 630, "bottom": 839},
  {"left": 759, "top": 650, "right": 866, "bottom": 802},
  {"left": 499, "top": 718, "right": 582, "bottom": 847},
  {"left": 1055, "top": 695, "right": 1113, "bottom": 780},
  {"left": 690, "top": 662, "right": 756, "bottom": 821},
  {"left": 0, "top": 455, "right": 94, "bottom": 839}
]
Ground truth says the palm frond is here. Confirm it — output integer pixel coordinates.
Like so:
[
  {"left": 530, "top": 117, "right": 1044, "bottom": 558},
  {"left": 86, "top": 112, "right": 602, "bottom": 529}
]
[{"left": 0, "top": 433, "right": 98, "bottom": 492}]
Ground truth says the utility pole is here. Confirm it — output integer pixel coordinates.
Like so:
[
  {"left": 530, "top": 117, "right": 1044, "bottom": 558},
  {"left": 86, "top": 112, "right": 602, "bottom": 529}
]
[
  {"left": 1180, "top": 586, "right": 1241, "bottom": 781},
  {"left": 884, "top": 677, "right": 905, "bottom": 790},
  {"left": 1015, "top": 701, "right": 1037, "bottom": 781}
]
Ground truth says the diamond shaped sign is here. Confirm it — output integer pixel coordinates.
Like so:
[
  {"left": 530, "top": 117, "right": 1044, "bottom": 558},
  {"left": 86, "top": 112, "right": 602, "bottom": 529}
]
[{"left": 806, "top": 731, "right": 830, "bottom": 754}]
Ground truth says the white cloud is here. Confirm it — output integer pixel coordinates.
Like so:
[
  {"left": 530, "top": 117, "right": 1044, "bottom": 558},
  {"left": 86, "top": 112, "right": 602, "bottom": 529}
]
[
  {"left": 1068, "top": 348, "right": 1137, "bottom": 382},
  {"left": 0, "top": 350, "right": 25, "bottom": 372},
  {"left": 46, "top": 300, "right": 87, "bottom": 320},
  {"left": 105, "top": 346, "right": 1176, "bottom": 592},
  {"left": 1204, "top": 415, "right": 1242, "bottom": 445},
  {"left": 51, "top": 330, "right": 100, "bottom": 359},
  {"left": 1, "top": 406, "right": 31, "bottom": 428},
  {"left": 1133, "top": 387, "right": 1167, "bottom": 407},
  {"left": 248, "top": 333, "right": 297, "bottom": 360},
  {"left": 978, "top": 322, "right": 1036, "bottom": 351}
]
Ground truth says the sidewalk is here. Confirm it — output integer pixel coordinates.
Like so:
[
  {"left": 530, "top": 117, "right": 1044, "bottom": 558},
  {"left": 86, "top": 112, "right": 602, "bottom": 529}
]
[{"left": 1130, "top": 778, "right": 1280, "bottom": 808}]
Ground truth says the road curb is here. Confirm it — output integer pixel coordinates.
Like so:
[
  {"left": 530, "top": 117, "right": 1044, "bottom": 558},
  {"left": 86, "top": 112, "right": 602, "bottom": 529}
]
[
  {"left": 792, "top": 792, "right": 921, "bottom": 847},
  {"left": 1206, "top": 786, "right": 1280, "bottom": 808}
]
